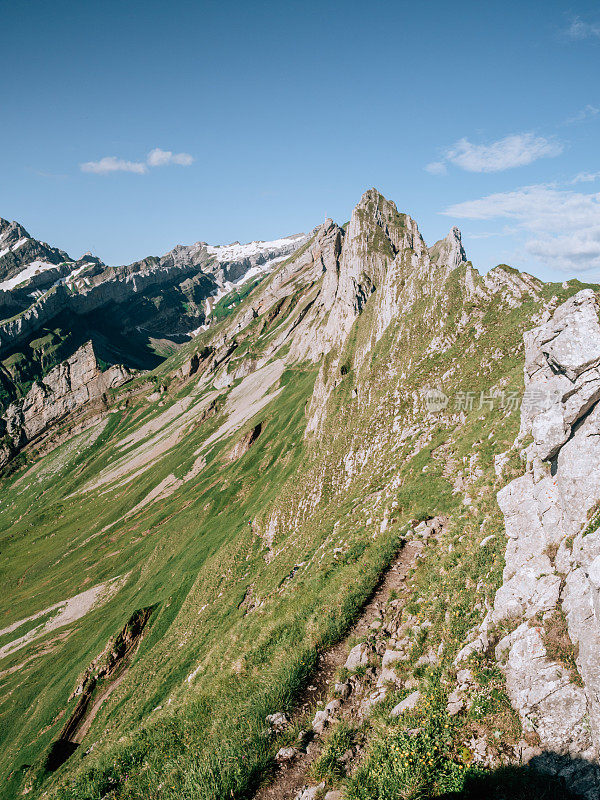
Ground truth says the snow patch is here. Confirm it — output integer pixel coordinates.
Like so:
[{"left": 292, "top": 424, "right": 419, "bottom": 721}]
[
  {"left": 65, "top": 262, "right": 93, "bottom": 283},
  {"left": 206, "top": 234, "right": 303, "bottom": 263},
  {"left": 0, "top": 260, "right": 60, "bottom": 291}
]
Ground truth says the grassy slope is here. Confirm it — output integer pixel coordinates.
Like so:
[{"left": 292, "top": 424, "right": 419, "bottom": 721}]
[
  {"left": 302, "top": 276, "right": 593, "bottom": 799},
  {"left": 0, "top": 232, "right": 595, "bottom": 800}
]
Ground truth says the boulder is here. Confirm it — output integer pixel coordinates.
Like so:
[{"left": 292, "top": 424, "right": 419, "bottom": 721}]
[
  {"left": 390, "top": 690, "right": 421, "bottom": 717},
  {"left": 266, "top": 711, "right": 289, "bottom": 732},
  {"left": 275, "top": 746, "right": 298, "bottom": 763},
  {"left": 334, "top": 682, "right": 351, "bottom": 700},
  {"left": 344, "top": 643, "right": 368, "bottom": 671},
  {"left": 294, "top": 782, "right": 325, "bottom": 800},
  {"left": 312, "top": 708, "right": 330, "bottom": 735},
  {"left": 446, "top": 688, "right": 464, "bottom": 716}
]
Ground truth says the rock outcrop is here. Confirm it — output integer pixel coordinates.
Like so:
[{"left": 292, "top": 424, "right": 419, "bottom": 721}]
[
  {"left": 0, "top": 341, "right": 131, "bottom": 468},
  {"left": 483, "top": 289, "right": 600, "bottom": 798},
  {"left": 428, "top": 226, "right": 467, "bottom": 270}
]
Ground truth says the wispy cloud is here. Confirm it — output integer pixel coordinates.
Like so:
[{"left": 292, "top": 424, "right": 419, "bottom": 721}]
[
  {"left": 426, "top": 133, "right": 563, "bottom": 175},
  {"left": 467, "top": 230, "right": 509, "bottom": 240},
  {"left": 564, "top": 104, "right": 600, "bottom": 125},
  {"left": 443, "top": 183, "right": 600, "bottom": 272},
  {"left": 81, "top": 156, "right": 148, "bottom": 175},
  {"left": 425, "top": 161, "right": 447, "bottom": 175},
  {"left": 80, "top": 148, "right": 194, "bottom": 175},
  {"left": 571, "top": 171, "right": 600, "bottom": 184},
  {"left": 566, "top": 16, "right": 600, "bottom": 40}
]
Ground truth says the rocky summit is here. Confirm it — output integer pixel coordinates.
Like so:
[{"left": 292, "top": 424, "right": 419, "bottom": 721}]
[{"left": 2, "top": 189, "right": 600, "bottom": 800}]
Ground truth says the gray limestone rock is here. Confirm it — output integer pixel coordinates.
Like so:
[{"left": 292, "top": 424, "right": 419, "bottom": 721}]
[
  {"left": 0, "top": 341, "right": 131, "bottom": 468},
  {"left": 489, "top": 289, "right": 600, "bottom": 794},
  {"left": 344, "top": 642, "right": 369, "bottom": 671},
  {"left": 390, "top": 690, "right": 421, "bottom": 717}
]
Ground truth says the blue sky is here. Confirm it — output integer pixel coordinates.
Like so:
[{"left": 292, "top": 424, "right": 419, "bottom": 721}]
[{"left": 1, "top": 0, "right": 599, "bottom": 280}]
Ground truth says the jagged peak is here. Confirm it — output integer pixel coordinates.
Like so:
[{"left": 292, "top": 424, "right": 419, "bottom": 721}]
[
  {"left": 347, "top": 188, "right": 428, "bottom": 262},
  {"left": 0, "top": 218, "right": 31, "bottom": 245},
  {"left": 355, "top": 188, "right": 403, "bottom": 220},
  {"left": 428, "top": 225, "right": 467, "bottom": 270},
  {"left": 357, "top": 186, "right": 390, "bottom": 206}
]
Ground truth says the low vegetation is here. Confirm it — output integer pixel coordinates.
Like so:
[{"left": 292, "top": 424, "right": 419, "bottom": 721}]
[{"left": 0, "top": 200, "right": 593, "bottom": 800}]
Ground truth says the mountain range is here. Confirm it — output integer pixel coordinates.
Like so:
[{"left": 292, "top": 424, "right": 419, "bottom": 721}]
[
  {"left": 1, "top": 189, "right": 600, "bottom": 800},
  {"left": 0, "top": 216, "right": 305, "bottom": 399}
]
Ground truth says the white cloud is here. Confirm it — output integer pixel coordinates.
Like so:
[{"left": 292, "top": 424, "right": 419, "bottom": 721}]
[
  {"left": 80, "top": 156, "right": 147, "bottom": 175},
  {"left": 425, "top": 161, "right": 447, "bottom": 175},
  {"left": 81, "top": 147, "right": 194, "bottom": 175},
  {"left": 444, "top": 184, "right": 600, "bottom": 272},
  {"left": 443, "top": 134, "right": 563, "bottom": 173},
  {"left": 147, "top": 148, "right": 194, "bottom": 167},
  {"left": 526, "top": 231, "right": 600, "bottom": 268},
  {"left": 467, "top": 230, "right": 507, "bottom": 240},
  {"left": 564, "top": 104, "right": 599, "bottom": 125},
  {"left": 566, "top": 16, "right": 600, "bottom": 40}
]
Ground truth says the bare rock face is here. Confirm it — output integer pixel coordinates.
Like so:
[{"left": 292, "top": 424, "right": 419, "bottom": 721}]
[
  {"left": 320, "top": 188, "right": 426, "bottom": 352},
  {"left": 0, "top": 341, "right": 130, "bottom": 467},
  {"left": 521, "top": 289, "right": 600, "bottom": 460},
  {"left": 487, "top": 289, "right": 600, "bottom": 798},
  {"left": 229, "top": 422, "right": 263, "bottom": 461},
  {"left": 428, "top": 226, "right": 467, "bottom": 270},
  {"left": 483, "top": 266, "right": 542, "bottom": 308}
]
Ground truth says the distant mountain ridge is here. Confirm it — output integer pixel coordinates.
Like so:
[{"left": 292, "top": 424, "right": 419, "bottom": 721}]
[{"left": 0, "top": 218, "right": 306, "bottom": 410}]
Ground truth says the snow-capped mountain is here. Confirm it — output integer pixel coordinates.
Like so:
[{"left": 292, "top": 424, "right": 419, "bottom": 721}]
[{"left": 0, "top": 218, "right": 307, "bottom": 410}]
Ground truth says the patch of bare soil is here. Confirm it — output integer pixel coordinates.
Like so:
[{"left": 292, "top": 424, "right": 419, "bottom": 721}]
[{"left": 0, "top": 575, "right": 127, "bottom": 662}]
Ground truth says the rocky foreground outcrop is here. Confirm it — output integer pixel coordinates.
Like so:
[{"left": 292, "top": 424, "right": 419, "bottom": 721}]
[
  {"left": 0, "top": 341, "right": 130, "bottom": 468},
  {"left": 466, "top": 289, "right": 600, "bottom": 798}
]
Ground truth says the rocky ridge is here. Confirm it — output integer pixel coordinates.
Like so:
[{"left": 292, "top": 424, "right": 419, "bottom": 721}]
[
  {"left": 0, "top": 220, "right": 307, "bottom": 415},
  {"left": 1, "top": 188, "right": 595, "bottom": 800},
  {"left": 0, "top": 226, "right": 306, "bottom": 353},
  {"left": 428, "top": 225, "right": 467, "bottom": 271},
  {"left": 456, "top": 289, "right": 600, "bottom": 798}
]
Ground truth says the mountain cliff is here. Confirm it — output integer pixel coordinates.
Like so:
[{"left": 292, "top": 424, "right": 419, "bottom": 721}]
[{"left": 1, "top": 190, "right": 599, "bottom": 800}]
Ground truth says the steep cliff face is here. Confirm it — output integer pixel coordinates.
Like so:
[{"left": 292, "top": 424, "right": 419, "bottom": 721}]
[
  {"left": 0, "top": 341, "right": 131, "bottom": 468},
  {"left": 464, "top": 290, "right": 600, "bottom": 798}
]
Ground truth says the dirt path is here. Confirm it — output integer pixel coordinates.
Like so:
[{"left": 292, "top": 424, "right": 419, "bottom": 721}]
[{"left": 253, "top": 536, "right": 425, "bottom": 800}]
